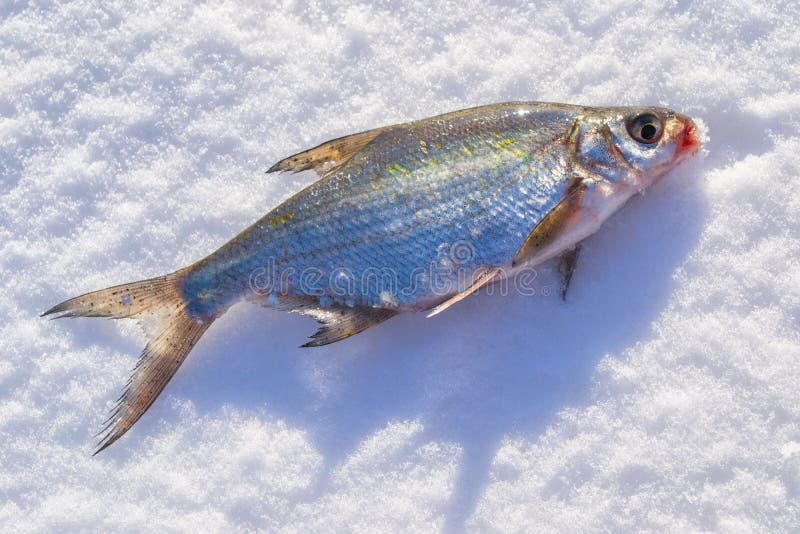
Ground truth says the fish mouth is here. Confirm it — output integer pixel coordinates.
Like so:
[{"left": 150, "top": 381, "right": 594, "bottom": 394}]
[{"left": 677, "top": 117, "right": 700, "bottom": 155}]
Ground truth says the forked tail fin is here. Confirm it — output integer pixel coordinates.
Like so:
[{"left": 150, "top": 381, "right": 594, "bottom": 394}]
[{"left": 42, "top": 272, "right": 213, "bottom": 454}]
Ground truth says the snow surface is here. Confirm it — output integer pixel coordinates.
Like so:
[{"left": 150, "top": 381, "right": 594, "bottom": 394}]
[{"left": 2, "top": 0, "right": 800, "bottom": 532}]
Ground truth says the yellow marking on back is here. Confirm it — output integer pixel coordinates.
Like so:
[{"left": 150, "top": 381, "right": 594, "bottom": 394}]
[
  {"left": 492, "top": 136, "right": 528, "bottom": 160},
  {"left": 266, "top": 212, "right": 295, "bottom": 227},
  {"left": 496, "top": 137, "right": 516, "bottom": 151},
  {"left": 387, "top": 163, "right": 411, "bottom": 176},
  {"left": 419, "top": 140, "right": 429, "bottom": 154}
]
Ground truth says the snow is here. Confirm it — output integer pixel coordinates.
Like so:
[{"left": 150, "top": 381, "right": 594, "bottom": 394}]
[{"left": 1, "top": 0, "right": 799, "bottom": 531}]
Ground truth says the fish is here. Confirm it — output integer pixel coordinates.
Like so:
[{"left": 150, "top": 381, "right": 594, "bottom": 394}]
[{"left": 43, "top": 101, "right": 700, "bottom": 453}]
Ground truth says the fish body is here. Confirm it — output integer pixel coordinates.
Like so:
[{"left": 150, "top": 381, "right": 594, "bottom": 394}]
[
  {"left": 44, "top": 101, "right": 700, "bottom": 452},
  {"left": 185, "top": 102, "right": 577, "bottom": 315}
]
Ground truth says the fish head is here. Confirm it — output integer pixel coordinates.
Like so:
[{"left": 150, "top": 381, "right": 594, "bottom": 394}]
[{"left": 574, "top": 106, "right": 700, "bottom": 189}]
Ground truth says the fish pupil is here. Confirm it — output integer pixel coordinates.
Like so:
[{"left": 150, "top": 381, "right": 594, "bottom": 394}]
[{"left": 641, "top": 123, "right": 657, "bottom": 140}]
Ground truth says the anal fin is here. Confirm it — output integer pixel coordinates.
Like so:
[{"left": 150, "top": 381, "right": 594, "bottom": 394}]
[
  {"left": 262, "top": 295, "right": 396, "bottom": 347},
  {"left": 298, "top": 305, "right": 396, "bottom": 347}
]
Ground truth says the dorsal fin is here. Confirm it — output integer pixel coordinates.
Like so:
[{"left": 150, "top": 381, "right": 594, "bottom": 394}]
[{"left": 267, "top": 126, "right": 392, "bottom": 177}]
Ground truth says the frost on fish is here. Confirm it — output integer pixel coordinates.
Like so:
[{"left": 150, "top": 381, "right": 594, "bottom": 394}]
[{"left": 44, "top": 101, "right": 699, "bottom": 452}]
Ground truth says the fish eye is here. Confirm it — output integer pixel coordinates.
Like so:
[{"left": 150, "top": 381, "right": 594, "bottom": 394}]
[{"left": 626, "top": 113, "right": 663, "bottom": 144}]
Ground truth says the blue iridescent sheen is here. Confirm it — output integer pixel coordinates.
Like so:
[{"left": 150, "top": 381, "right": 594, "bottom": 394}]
[{"left": 181, "top": 103, "right": 584, "bottom": 318}]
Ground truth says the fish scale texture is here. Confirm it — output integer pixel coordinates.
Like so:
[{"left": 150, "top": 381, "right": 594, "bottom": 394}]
[
  {"left": 2, "top": 0, "right": 800, "bottom": 532},
  {"left": 183, "top": 104, "right": 574, "bottom": 313}
]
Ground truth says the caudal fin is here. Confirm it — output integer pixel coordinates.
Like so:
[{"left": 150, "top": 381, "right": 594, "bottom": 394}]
[{"left": 42, "top": 272, "right": 213, "bottom": 454}]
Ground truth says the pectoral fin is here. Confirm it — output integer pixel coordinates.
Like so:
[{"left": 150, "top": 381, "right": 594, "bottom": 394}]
[
  {"left": 267, "top": 126, "right": 392, "bottom": 177},
  {"left": 557, "top": 244, "right": 581, "bottom": 301},
  {"left": 425, "top": 267, "right": 502, "bottom": 318},
  {"left": 512, "top": 182, "right": 588, "bottom": 268}
]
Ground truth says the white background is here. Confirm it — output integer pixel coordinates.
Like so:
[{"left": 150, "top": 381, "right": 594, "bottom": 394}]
[{"left": 1, "top": 1, "right": 799, "bottom": 531}]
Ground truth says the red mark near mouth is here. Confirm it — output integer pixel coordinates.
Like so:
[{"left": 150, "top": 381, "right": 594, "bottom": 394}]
[{"left": 680, "top": 123, "right": 699, "bottom": 153}]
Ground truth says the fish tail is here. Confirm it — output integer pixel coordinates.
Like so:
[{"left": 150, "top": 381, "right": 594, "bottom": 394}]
[{"left": 42, "top": 271, "right": 214, "bottom": 454}]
